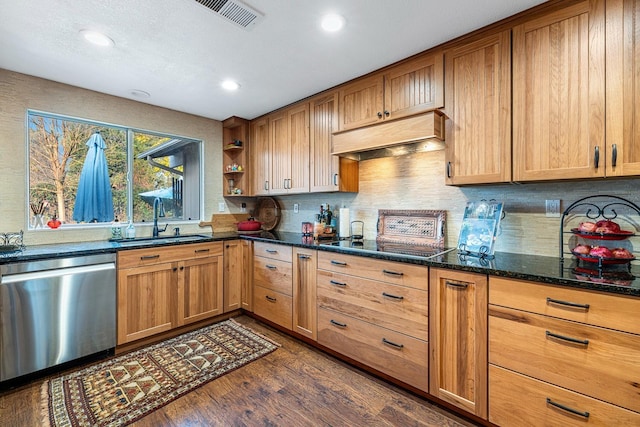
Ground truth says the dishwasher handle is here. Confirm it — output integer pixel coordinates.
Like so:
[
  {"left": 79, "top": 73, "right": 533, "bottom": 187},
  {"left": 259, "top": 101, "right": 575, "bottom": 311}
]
[{"left": 1, "top": 262, "right": 115, "bottom": 284}]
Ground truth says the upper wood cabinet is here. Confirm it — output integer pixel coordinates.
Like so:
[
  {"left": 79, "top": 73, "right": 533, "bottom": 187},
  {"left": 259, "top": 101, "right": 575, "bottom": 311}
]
[
  {"left": 250, "top": 117, "right": 270, "bottom": 196},
  {"left": 338, "top": 52, "right": 444, "bottom": 132},
  {"left": 444, "top": 30, "right": 512, "bottom": 185},
  {"left": 606, "top": 0, "right": 640, "bottom": 177},
  {"left": 512, "top": 0, "right": 606, "bottom": 181},
  {"left": 309, "top": 92, "right": 359, "bottom": 193}
]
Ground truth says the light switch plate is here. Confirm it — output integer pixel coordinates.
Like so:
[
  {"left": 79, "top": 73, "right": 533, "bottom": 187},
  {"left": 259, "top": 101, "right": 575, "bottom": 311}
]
[
  {"left": 545, "top": 200, "right": 560, "bottom": 217},
  {"left": 294, "top": 203, "right": 299, "bottom": 213},
  {"left": 218, "top": 202, "right": 225, "bottom": 212}
]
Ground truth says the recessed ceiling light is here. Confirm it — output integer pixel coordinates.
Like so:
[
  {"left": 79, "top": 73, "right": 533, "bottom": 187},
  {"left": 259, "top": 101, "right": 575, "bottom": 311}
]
[
  {"left": 221, "top": 80, "right": 240, "bottom": 91},
  {"left": 80, "top": 29, "right": 115, "bottom": 47},
  {"left": 321, "top": 13, "right": 345, "bottom": 32},
  {"left": 130, "top": 89, "right": 150, "bottom": 98}
]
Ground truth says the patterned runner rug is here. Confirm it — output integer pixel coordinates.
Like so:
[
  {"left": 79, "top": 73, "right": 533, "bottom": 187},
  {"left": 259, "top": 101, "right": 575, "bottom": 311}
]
[{"left": 41, "top": 318, "right": 279, "bottom": 427}]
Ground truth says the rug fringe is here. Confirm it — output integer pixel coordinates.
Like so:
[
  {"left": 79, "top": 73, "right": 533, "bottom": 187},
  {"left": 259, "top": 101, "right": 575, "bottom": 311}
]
[
  {"left": 40, "top": 380, "right": 52, "bottom": 427},
  {"left": 229, "top": 317, "right": 282, "bottom": 348}
]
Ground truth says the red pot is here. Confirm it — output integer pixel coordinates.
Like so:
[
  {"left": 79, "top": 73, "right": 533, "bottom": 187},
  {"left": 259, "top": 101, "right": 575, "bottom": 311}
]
[{"left": 237, "top": 218, "right": 262, "bottom": 231}]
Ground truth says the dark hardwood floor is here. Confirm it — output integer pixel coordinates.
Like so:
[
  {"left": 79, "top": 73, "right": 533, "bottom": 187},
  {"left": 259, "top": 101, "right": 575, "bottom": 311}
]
[{"left": 0, "top": 316, "right": 479, "bottom": 426}]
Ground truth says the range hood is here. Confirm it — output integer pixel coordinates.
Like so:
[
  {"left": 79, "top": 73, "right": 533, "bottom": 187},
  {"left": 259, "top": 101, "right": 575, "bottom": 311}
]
[{"left": 331, "top": 110, "right": 445, "bottom": 160}]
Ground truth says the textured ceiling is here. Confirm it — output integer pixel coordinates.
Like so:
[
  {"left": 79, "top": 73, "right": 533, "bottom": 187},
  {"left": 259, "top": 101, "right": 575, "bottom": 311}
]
[{"left": 0, "top": 0, "right": 547, "bottom": 120}]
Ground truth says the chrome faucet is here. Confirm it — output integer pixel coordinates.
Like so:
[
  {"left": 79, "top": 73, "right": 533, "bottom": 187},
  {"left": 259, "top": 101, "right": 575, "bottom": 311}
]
[{"left": 152, "top": 197, "right": 168, "bottom": 237}]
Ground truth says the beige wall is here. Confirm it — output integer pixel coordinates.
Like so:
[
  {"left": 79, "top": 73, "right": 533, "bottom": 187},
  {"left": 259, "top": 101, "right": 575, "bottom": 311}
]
[
  {"left": 0, "top": 69, "right": 222, "bottom": 245},
  {"left": 2, "top": 69, "right": 639, "bottom": 256}
]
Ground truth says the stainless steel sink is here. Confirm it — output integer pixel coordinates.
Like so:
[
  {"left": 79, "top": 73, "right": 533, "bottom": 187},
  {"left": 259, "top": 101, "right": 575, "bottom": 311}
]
[{"left": 112, "top": 234, "right": 212, "bottom": 247}]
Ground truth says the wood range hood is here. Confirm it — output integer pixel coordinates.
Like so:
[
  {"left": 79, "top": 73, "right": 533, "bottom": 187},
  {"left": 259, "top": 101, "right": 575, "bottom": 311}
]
[{"left": 331, "top": 110, "right": 446, "bottom": 160}]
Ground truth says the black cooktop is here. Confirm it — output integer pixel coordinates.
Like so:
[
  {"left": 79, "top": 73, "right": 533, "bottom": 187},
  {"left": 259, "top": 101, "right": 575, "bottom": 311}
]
[{"left": 321, "top": 239, "right": 452, "bottom": 259}]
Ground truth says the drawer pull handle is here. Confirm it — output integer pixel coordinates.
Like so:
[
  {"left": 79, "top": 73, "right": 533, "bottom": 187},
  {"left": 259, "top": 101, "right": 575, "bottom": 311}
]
[
  {"left": 195, "top": 249, "right": 210, "bottom": 253},
  {"left": 330, "top": 280, "right": 347, "bottom": 287},
  {"left": 330, "top": 260, "right": 347, "bottom": 266},
  {"left": 382, "top": 292, "right": 404, "bottom": 300},
  {"left": 445, "top": 280, "right": 468, "bottom": 288},
  {"left": 545, "top": 331, "right": 589, "bottom": 346},
  {"left": 546, "top": 297, "right": 590, "bottom": 311},
  {"left": 546, "top": 398, "right": 590, "bottom": 419},
  {"left": 140, "top": 254, "right": 160, "bottom": 260},
  {"left": 382, "top": 269, "right": 404, "bottom": 276},
  {"left": 298, "top": 254, "right": 311, "bottom": 260},
  {"left": 266, "top": 249, "right": 278, "bottom": 254},
  {"left": 382, "top": 338, "right": 404, "bottom": 349},
  {"left": 330, "top": 319, "right": 347, "bottom": 328},
  {"left": 265, "top": 295, "right": 277, "bottom": 303},
  {"left": 265, "top": 264, "right": 277, "bottom": 270}
]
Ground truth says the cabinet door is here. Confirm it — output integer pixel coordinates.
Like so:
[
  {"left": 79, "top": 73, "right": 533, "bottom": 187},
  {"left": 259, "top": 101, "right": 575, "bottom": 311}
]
[
  {"left": 223, "top": 240, "right": 243, "bottom": 313},
  {"left": 429, "top": 268, "right": 488, "bottom": 419},
  {"left": 512, "top": 0, "right": 605, "bottom": 181},
  {"left": 292, "top": 247, "right": 317, "bottom": 340},
  {"left": 250, "top": 117, "right": 270, "bottom": 195},
  {"left": 606, "top": 0, "right": 640, "bottom": 177},
  {"left": 240, "top": 240, "right": 253, "bottom": 311},
  {"left": 338, "top": 73, "right": 384, "bottom": 131},
  {"left": 117, "top": 263, "right": 175, "bottom": 345},
  {"left": 287, "top": 103, "right": 310, "bottom": 193},
  {"left": 179, "top": 255, "right": 223, "bottom": 325},
  {"left": 383, "top": 51, "right": 444, "bottom": 120},
  {"left": 444, "top": 30, "right": 511, "bottom": 185},
  {"left": 269, "top": 111, "right": 289, "bottom": 194}
]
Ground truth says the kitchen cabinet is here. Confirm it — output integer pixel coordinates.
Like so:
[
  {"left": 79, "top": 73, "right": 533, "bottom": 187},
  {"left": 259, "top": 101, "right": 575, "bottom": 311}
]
[
  {"left": 444, "top": 30, "right": 511, "bottom": 185},
  {"left": 251, "top": 105, "right": 310, "bottom": 195},
  {"left": 253, "top": 241, "right": 293, "bottom": 329},
  {"left": 606, "top": 0, "right": 640, "bottom": 177},
  {"left": 117, "top": 242, "right": 223, "bottom": 345},
  {"left": 512, "top": 0, "right": 606, "bottom": 181},
  {"left": 317, "top": 251, "right": 429, "bottom": 391},
  {"left": 309, "top": 92, "right": 359, "bottom": 193},
  {"left": 292, "top": 247, "right": 317, "bottom": 340},
  {"left": 224, "top": 239, "right": 252, "bottom": 313},
  {"left": 429, "top": 268, "right": 487, "bottom": 419},
  {"left": 222, "top": 116, "right": 249, "bottom": 197},
  {"left": 489, "top": 277, "right": 640, "bottom": 425},
  {"left": 337, "top": 52, "right": 444, "bottom": 132},
  {"left": 250, "top": 116, "right": 270, "bottom": 196}
]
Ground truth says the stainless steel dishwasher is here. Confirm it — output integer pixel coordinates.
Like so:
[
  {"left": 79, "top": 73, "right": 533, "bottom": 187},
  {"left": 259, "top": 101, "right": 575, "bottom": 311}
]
[{"left": 0, "top": 253, "right": 116, "bottom": 381}]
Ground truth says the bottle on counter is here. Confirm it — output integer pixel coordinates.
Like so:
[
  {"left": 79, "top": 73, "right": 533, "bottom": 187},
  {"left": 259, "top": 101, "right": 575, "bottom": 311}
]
[
  {"left": 125, "top": 221, "right": 136, "bottom": 239},
  {"left": 111, "top": 217, "right": 123, "bottom": 239}
]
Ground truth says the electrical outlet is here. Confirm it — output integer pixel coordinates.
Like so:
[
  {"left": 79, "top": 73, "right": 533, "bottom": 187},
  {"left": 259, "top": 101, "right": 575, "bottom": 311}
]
[
  {"left": 294, "top": 203, "right": 299, "bottom": 213},
  {"left": 218, "top": 202, "right": 225, "bottom": 212},
  {"left": 545, "top": 200, "right": 560, "bottom": 217},
  {"left": 240, "top": 202, "right": 246, "bottom": 213}
]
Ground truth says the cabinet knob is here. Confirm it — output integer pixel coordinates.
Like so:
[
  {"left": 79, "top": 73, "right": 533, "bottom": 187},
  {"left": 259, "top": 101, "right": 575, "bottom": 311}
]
[
  {"left": 377, "top": 112, "right": 383, "bottom": 118},
  {"left": 384, "top": 110, "right": 390, "bottom": 117}
]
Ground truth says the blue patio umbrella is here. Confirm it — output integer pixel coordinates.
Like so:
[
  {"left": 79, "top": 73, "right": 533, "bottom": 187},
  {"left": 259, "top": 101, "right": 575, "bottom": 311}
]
[{"left": 73, "top": 132, "right": 114, "bottom": 223}]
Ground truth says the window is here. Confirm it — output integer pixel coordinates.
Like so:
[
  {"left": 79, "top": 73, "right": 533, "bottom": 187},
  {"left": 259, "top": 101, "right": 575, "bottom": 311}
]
[{"left": 27, "top": 111, "right": 203, "bottom": 229}]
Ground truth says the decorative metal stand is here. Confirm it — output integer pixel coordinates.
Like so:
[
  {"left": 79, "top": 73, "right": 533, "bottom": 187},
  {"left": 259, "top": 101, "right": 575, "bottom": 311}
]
[{"left": 559, "top": 195, "right": 639, "bottom": 284}]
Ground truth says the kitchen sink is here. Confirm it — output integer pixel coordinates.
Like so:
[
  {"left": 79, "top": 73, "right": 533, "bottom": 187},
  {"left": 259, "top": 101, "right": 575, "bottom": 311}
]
[{"left": 111, "top": 234, "right": 212, "bottom": 247}]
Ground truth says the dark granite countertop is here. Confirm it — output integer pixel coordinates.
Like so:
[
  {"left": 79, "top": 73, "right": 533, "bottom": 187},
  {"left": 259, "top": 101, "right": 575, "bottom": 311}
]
[
  {"left": 0, "top": 232, "right": 239, "bottom": 264},
  {"left": 2, "top": 230, "right": 638, "bottom": 297},
  {"left": 243, "top": 231, "right": 640, "bottom": 297}
]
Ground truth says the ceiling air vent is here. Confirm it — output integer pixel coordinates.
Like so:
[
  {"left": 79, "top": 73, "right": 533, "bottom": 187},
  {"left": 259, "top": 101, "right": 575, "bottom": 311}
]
[{"left": 194, "top": 0, "right": 264, "bottom": 30}]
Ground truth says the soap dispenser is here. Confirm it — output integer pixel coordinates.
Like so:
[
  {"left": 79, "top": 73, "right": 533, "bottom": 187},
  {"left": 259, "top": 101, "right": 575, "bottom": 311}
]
[{"left": 125, "top": 221, "right": 136, "bottom": 239}]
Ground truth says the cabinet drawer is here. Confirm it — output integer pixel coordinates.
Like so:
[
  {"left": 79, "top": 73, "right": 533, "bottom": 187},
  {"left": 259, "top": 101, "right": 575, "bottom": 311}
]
[
  {"left": 253, "top": 257, "right": 292, "bottom": 296},
  {"left": 118, "top": 242, "right": 222, "bottom": 269},
  {"left": 317, "top": 308, "right": 428, "bottom": 392},
  {"left": 317, "top": 270, "right": 428, "bottom": 341},
  {"left": 253, "top": 285, "right": 292, "bottom": 330},
  {"left": 490, "top": 365, "right": 640, "bottom": 427},
  {"left": 489, "top": 305, "right": 640, "bottom": 413},
  {"left": 490, "top": 277, "right": 640, "bottom": 334},
  {"left": 253, "top": 242, "right": 292, "bottom": 262},
  {"left": 317, "top": 252, "right": 427, "bottom": 290}
]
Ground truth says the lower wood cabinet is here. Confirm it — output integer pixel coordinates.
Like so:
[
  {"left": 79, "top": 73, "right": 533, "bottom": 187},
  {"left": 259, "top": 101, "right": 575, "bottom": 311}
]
[
  {"left": 117, "top": 242, "right": 223, "bottom": 345},
  {"left": 253, "top": 242, "right": 293, "bottom": 330},
  {"left": 489, "top": 277, "right": 640, "bottom": 425},
  {"left": 429, "top": 268, "right": 488, "bottom": 419},
  {"left": 292, "top": 247, "right": 317, "bottom": 340},
  {"left": 317, "top": 251, "right": 429, "bottom": 392},
  {"left": 224, "top": 239, "right": 252, "bottom": 312}
]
